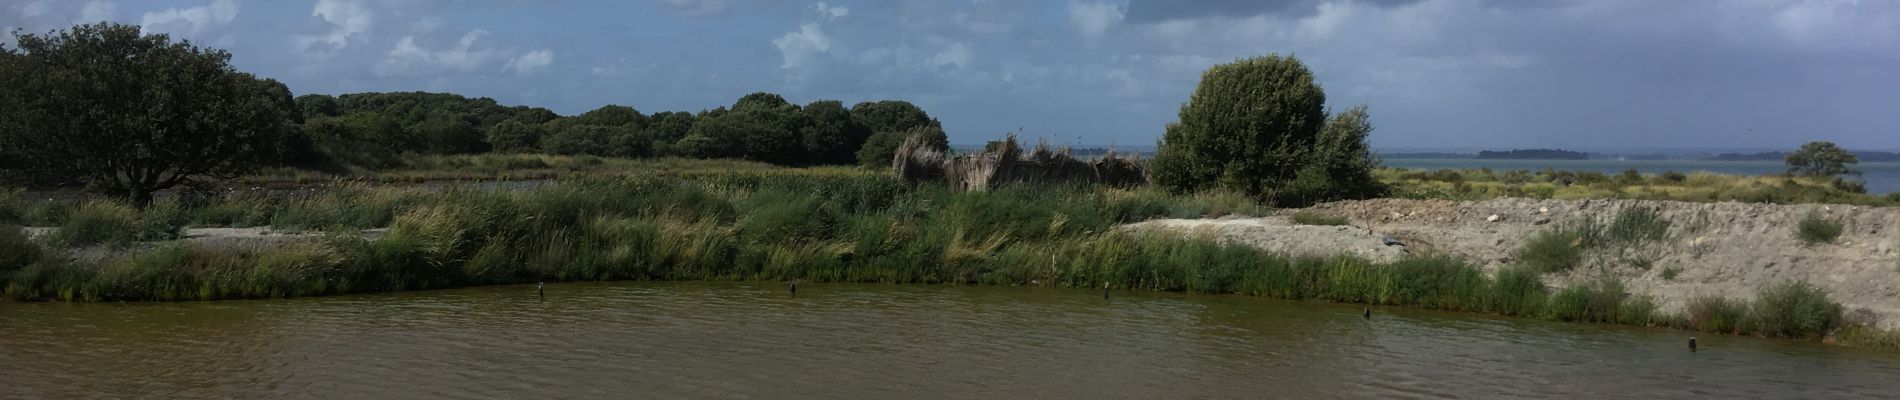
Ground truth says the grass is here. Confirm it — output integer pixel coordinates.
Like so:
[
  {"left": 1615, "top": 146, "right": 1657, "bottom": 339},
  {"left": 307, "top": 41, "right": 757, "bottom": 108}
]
[
  {"left": 0, "top": 161, "right": 1882, "bottom": 348},
  {"left": 1795, "top": 211, "right": 1843, "bottom": 245},
  {"left": 1380, "top": 167, "right": 1894, "bottom": 206},
  {"left": 47, "top": 200, "right": 140, "bottom": 246},
  {"left": 1685, "top": 295, "right": 1751, "bottom": 334},
  {"left": 1289, "top": 211, "right": 1349, "bottom": 226}
]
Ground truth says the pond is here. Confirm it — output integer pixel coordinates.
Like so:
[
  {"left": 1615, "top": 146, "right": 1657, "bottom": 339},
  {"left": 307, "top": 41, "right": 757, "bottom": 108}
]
[{"left": 3, "top": 282, "right": 1895, "bottom": 399}]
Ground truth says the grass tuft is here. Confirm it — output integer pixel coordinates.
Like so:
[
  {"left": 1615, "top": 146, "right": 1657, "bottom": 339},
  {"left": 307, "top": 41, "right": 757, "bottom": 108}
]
[
  {"left": 1289, "top": 211, "right": 1349, "bottom": 226},
  {"left": 1795, "top": 211, "right": 1843, "bottom": 245}
]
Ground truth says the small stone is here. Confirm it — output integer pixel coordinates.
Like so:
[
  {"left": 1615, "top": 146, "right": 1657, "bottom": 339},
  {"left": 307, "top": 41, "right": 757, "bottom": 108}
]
[
  {"left": 1486, "top": 214, "right": 1501, "bottom": 222},
  {"left": 1539, "top": 207, "right": 1549, "bottom": 214}
]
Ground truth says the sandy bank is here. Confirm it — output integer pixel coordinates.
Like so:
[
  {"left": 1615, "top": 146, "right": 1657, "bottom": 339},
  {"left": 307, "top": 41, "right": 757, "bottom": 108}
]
[{"left": 1126, "top": 198, "right": 1900, "bottom": 329}]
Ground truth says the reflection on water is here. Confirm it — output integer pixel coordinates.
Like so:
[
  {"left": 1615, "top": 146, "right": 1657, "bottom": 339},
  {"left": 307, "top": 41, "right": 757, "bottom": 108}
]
[{"left": 3, "top": 282, "right": 1896, "bottom": 399}]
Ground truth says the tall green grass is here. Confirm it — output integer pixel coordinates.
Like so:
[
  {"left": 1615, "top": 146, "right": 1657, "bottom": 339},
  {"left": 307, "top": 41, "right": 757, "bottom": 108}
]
[{"left": 1289, "top": 211, "right": 1349, "bottom": 226}]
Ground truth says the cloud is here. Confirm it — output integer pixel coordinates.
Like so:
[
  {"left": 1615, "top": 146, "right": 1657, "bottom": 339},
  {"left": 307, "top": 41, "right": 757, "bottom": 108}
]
[
  {"left": 1295, "top": 1, "right": 1354, "bottom": 40},
  {"left": 77, "top": 1, "right": 116, "bottom": 24},
  {"left": 1068, "top": 1, "right": 1125, "bottom": 38},
  {"left": 657, "top": 0, "right": 727, "bottom": 16},
  {"left": 1123, "top": 0, "right": 1422, "bottom": 23},
  {"left": 20, "top": 1, "right": 49, "bottom": 18},
  {"left": 140, "top": 0, "right": 239, "bottom": 37},
  {"left": 504, "top": 49, "right": 554, "bottom": 75},
  {"left": 773, "top": 23, "right": 832, "bottom": 70},
  {"left": 377, "top": 29, "right": 500, "bottom": 76},
  {"left": 296, "top": 0, "right": 375, "bottom": 58},
  {"left": 814, "top": 2, "right": 849, "bottom": 21}
]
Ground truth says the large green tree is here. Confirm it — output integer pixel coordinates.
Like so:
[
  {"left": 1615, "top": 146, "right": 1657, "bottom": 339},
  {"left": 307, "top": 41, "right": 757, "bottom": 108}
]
[
  {"left": 1149, "top": 54, "right": 1377, "bottom": 206},
  {"left": 800, "top": 100, "right": 871, "bottom": 165},
  {"left": 848, "top": 100, "right": 944, "bottom": 167},
  {"left": 1785, "top": 141, "right": 1860, "bottom": 177},
  {"left": 0, "top": 23, "right": 293, "bottom": 204}
]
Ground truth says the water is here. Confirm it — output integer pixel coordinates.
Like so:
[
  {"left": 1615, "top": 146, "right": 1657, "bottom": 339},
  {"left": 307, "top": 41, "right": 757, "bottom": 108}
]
[
  {"left": 1382, "top": 159, "right": 1900, "bottom": 194},
  {"left": 3, "top": 282, "right": 1896, "bottom": 399}
]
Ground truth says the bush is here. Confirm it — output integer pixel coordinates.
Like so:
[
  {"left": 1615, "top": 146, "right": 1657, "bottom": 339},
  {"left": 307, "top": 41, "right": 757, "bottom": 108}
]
[
  {"left": 0, "top": 225, "right": 44, "bottom": 283},
  {"left": 50, "top": 200, "right": 140, "bottom": 246},
  {"left": 1752, "top": 281, "right": 1842, "bottom": 338},
  {"left": 1547, "top": 279, "right": 1636, "bottom": 323},
  {"left": 1685, "top": 295, "right": 1750, "bottom": 334},
  {"left": 1516, "top": 227, "right": 1584, "bottom": 273},
  {"left": 1795, "top": 212, "right": 1842, "bottom": 245},
  {"left": 135, "top": 201, "right": 189, "bottom": 241},
  {"left": 1289, "top": 211, "right": 1348, "bottom": 226},
  {"left": 1604, "top": 206, "right": 1670, "bottom": 246},
  {"left": 1486, "top": 266, "right": 1547, "bottom": 316}
]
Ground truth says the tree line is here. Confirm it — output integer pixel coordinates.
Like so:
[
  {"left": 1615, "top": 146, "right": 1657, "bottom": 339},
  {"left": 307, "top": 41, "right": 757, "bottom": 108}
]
[{"left": 0, "top": 23, "right": 949, "bottom": 203}]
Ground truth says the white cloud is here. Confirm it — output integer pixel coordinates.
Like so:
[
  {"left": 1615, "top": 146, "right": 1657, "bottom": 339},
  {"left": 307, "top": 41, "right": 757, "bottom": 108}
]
[
  {"left": 773, "top": 23, "right": 832, "bottom": 69},
  {"left": 413, "top": 16, "right": 444, "bottom": 33},
  {"left": 504, "top": 49, "right": 554, "bottom": 75},
  {"left": 1296, "top": 1, "right": 1354, "bottom": 40},
  {"left": 1068, "top": 1, "right": 1124, "bottom": 38},
  {"left": 76, "top": 1, "right": 116, "bottom": 24},
  {"left": 140, "top": 0, "right": 239, "bottom": 37},
  {"left": 21, "top": 1, "right": 49, "bottom": 18},
  {"left": 814, "top": 2, "right": 849, "bottom": 21},
  {"left": 297, "top": 0, "right": 374, "bottom": 58},
  {"left": 378, "top": 29, "right": 501, "bottom": 76},
  {"left": 658, "top": 0, "right": 727, "bottom": 16},
  {"left": 928, "top": 42, "right": 973, "bottom": 70}
]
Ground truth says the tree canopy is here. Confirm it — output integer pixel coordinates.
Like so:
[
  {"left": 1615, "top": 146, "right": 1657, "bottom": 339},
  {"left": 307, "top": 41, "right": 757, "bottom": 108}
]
[
  {"left": 0, "top": 23, "right": 293, "bottom": 204},
  {"left": 1786, "top": 141, "right": 1860, "bottom": 177},
  {"left": 1149, "top": 54, "right": 1381, "bottom": 206}
]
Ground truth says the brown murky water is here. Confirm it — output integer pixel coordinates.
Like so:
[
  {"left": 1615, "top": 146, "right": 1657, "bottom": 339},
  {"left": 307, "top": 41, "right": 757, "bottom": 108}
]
[{"left": 2, "top": 282, "right": 1896, "bottom": 399}]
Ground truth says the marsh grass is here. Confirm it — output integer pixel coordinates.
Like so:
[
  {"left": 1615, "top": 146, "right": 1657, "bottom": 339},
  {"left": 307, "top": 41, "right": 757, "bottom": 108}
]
[
  {"left": 1752, "top": 281, "right": 1843, "bottom": 338},
  {"left": 49, "top": 200, "right": 140, "bottom": 246},
  {"left": 1686, "top": 295, "right": 1751, "bottom": 334},
  {"left": 1379, "top": 167, "right": 1894, "bottom": 206},
  {"left": 1796, "top": 211, "right": 1843, "bottom": 245},
  {"left": 1290, "top": 211, "right": 1349, "bottom": 226}
]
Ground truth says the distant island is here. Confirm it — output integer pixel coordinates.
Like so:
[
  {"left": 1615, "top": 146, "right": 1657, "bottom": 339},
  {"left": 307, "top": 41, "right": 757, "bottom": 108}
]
[{"left": 1475, "top": 149, "right": 1591, "bottom": 160}]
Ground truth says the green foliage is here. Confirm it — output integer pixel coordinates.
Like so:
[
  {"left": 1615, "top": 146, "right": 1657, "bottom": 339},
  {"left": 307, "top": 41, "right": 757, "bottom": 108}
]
[
  {"left": 485, "top": 120, "right": 543, "bottom": 153},
  {"left": 1752, "top": 281, "right": 1843, "bottom": 338},
  {"left": 1604, "top": 206, "right": 1670, "bottom": 246},
  {"left": 1546, "top": 279, "right": 1646, "bottom": 324},
  {"left": 295, "top": 94, "right": 340, "bottom": 119},
  {"left": 1516, "top": 227, "right": 1585, "bottom": 273},
  {"left": 0, "top": 23, "right": 293, "bottom": 204},
  {"left": 50, "top": 200, "right": 140, "bottom": 246},
  {"left": 858, "top": 126, "right": 948, "bottom": 167},
  {"left": 849, "top": 100, "right": 940, "bottom": 135},
  {"left": 1289, "top": 211, "right": 1348, "bottom": 226},
  {"left": 542, "top": 125, "right": 651, "bottom": 158},
  {"left": 1685, "top": 295, "right": 1750, "bottom": 334},
  {"left": 413, "top": 115, "right": 486, "bottom": 154},
  {"left": 0, "top": 225, "right": 44, "bottom": 284},
  {"left": 135, "top": 201, "right": 189, "bottom": 242},
  {"left": 1486, "top": 266, "right": 1547, "bottom": 317},
  {"left": 1785, "top": 141, "right": 1860, "bottom": 177},
  {"left": 1795, "top": 211, "right": 1843, "bottom": 245},
  {"left": 800, "top": 100, "right": 872, "bottom": 165},
  {"left": 1149, "top": 54, "right": 1379, "bottom": 206}
]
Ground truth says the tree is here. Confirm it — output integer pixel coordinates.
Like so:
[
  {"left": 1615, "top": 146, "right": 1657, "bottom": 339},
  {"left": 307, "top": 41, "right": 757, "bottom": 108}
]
[
  {"left": 1282, "top": 105, "right": 1385, "bottom": 204},
  {"left": 542, "top": 125, "right": 649, "bottom": 158},
  {"left": 413, "top": 115, "right": 486, "bottom": 154},
  {"left": 303, "top": 113, "right": 407, "bottom": 168},
  {"left": 0, "top": 23, "right": 292, "bottom": 205},
  {"left": 850, "top": 100, "right": 939, "bottom": 134},
  {"left": 733, "top": 92, "right": 794, "bottom": 113},
  {"left": 799, "top": 100, "right": 871, "bottom": 165},
  {"left": 1149, "top": 54, "right": 1331, "bottom": 202},
  {"left": 296, "top": 94, "right": 341, "bottom": 119},
  {"left": 485, "top": 120, "right": 542, "bottom": 153},
  {"left": 858, "top": 126, "right": 947, "bottom": 167},
  {"left": 1785, "top": 141, "right": 1860, "bottom": 177},
  {"left": 645, "top": 111, "right": 697, "bottom": 155},
  {"left": 567, "top": 104, "right": 647, "bottom": 129}
]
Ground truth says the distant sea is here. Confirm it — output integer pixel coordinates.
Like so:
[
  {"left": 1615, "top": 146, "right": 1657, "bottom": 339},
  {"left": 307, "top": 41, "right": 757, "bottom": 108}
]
[{"left": 1380, "top": 158, "right": 1900, "bottom": 195}]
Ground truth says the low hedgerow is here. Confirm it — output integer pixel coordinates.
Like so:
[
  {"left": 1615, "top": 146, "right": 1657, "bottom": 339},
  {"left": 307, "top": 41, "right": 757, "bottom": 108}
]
[
  {"left": 1795, "top": 211, "right": 1843, "bottom": 245},
  {"left": 1289, "top": 211, "right": 1349, "bottom": 226}
]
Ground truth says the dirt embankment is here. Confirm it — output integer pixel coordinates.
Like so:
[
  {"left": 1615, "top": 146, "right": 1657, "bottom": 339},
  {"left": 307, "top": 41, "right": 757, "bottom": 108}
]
[{"left": 1125, "top": 198, "right": 1900, "bottom": 329}]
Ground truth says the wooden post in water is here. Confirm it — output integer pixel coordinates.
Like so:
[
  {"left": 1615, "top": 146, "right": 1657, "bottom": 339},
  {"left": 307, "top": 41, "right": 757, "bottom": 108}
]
[
  {"left": 790, "top": 280, "right": 799, "bottom": 296},
  {"left": 1689, "top": 337, "right": 1698, "bottom": 352},
  {"left": 537, "top": 282, "right": 545, "bottom": 300},
  {"left": 1363, "top": 308, "right": 1371, "bottom": 319},
  {"left": 1103, "top": 282, "right": 1110, "bottom": 300}
]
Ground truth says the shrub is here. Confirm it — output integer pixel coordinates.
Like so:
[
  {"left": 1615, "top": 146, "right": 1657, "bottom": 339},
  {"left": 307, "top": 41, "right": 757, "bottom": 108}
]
[
  {"left": 135, "top": 201, "right": 189, "bottom": 241},
  {"left": 1516, "top": 227, "right": 1584, "bottom": 273},
  {"left": 1486, "top": 266, "right": 1547, "bottom": 316},
  {"left": 1289, "top": 211, "right": 1348, "bottom": 226},
  {"left": 1795, "top": 211, "right": 1842, "bottom": 245},
  {"left": 1547, "top": 279, "right": 1633, "bottom": 323},
  {"left": 1751, "top": 281, "right": 1842, "bottom": 338},
  {"left": 0, "top": 189, "right": 24, "bottom": 224},
  {"left": 1604, "top": 206, "right": 1670, "bottom": 246},
  {"left": 0, "top": 225, "right": 44, "bottom": 283},
  {"left": 49, "top": 200, "right": 140, "bottom": 246},
  {"left": 1685, "top": 295, "right": 1750, "bottom": 334}
]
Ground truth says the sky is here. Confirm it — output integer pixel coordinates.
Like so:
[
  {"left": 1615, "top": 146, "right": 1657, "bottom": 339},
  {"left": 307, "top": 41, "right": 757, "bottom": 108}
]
[{"left": 3, "top": 0, "right": 1897, "bottom": 151}]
